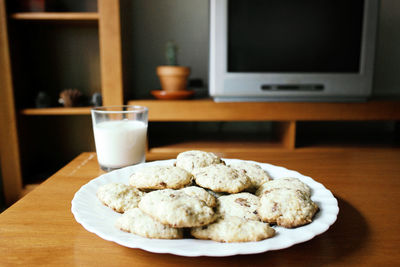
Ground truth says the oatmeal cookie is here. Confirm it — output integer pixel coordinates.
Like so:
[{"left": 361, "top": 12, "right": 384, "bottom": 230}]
[
  {"left": 217, "top": 192, "right": 260, "bottom": 221},
  {"left": 256, "top": 177, "right": 311, "bottom": 197},
  {"left": 97, "top": 183, "right": 145, "bottom": 213},
  {"left": 229, "top": 161, "right": 271, "bottom": 192},
  {"left": 138, "top": 189, "right": 216, "bottom": 228},
  {"left": 192, "top": 164, "right": 251, "bottom": 194},
  {"left": 191, "top": 215, "right": 275, "bottom": 243},
  {"left": 180, "top": 186, "right": 217, "bottom": 207},
  {"left": 129, "top": 165, "right": 193, "bottom": 190},
  {"left": 116, "top": 208, "right": 183, "bottom": 239},
  {"left": 176, "top": 150, "right": 222, "bottom": 173},
  {"left": 257, "top": 188, "right": 318, "bottom": 228}
]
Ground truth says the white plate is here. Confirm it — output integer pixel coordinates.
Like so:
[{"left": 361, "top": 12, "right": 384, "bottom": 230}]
[{"left": 71, "top": 159, "right": 339, "bottom": 257}]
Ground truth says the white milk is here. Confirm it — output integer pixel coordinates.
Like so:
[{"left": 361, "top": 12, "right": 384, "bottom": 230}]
[{"left": 93, "top": 120, "right": 147, "bottom": 169}]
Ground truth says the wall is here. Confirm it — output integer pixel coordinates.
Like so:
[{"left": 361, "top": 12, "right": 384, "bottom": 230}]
[
  {"left": 121, "top": 0, "right": 209, "bottom": 99},
  {"left": 121, "top": 0, "right": 400, "bottom": 98}
]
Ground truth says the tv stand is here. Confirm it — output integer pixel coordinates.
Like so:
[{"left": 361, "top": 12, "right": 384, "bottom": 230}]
[{"left": 127, "top": 99, "right": 400, "bottom": 160}]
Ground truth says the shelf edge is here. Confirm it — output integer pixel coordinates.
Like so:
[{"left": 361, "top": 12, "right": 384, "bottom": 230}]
[
  {"left": 10, "top": 12, "right": 99, "bottom": 21},
  {"left": 20, "top": 107, "right": 92, "bottom": 115}
]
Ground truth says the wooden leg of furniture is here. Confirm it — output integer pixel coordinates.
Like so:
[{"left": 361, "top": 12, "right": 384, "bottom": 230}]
[
  {"left": 0, "top": 0, "right": 23, "bottom": 205},
  {"left": 98, "top": 0, "right": 124, "bottom": 106},
  {"left": 275, "top": 121, "right": 296, "bottom": 150}
]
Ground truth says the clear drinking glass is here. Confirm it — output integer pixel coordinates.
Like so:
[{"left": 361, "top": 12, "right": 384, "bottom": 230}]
[{"left": 91, "top": 105, "right": 148, "bottom": 171}]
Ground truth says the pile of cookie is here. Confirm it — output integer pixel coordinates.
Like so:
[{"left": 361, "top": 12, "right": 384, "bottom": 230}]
[{"left": 97, "top": 150, "right": 319, "bottom": 243}]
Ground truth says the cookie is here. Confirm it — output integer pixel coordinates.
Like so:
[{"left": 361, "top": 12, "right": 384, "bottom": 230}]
[
  {"left": 229, "top": 161, "right": 271, "bottom": 192},
  {"left": 191, "top": 215, "right": 275, "bottom": 243},
  {"left": 217, "top": 192, "right": 260, "bottom": 221},
  {"left": 116, "top": 208, "right": 183, "bottom": 239},
  {"left": 180, "top": 186, "right": 217, "bottom": 207},
  {"left": 97, "top": 183, "right": 145, "bottom": 213},
  {"left": 256, "top": 177, "right": 311, "bottom": 197},
  {"left": 138, "top": 189, "right": 216, "bottom": 228},
  {"left": 192, "top": 164, "right": 251, "bottom": 194},
  {"left": 176, "top": 150, "right": 222, "bottom": 173},
  {"left": 257, "top": 189, "right": 318, "bottom": 228},
  {"left": 129, "top": 165, "right": 193, "bottom": 190}
]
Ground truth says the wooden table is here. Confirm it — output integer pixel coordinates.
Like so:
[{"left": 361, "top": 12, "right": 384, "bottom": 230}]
[{"left": 1, "top": 150, "right": 400, "bottom": 266}]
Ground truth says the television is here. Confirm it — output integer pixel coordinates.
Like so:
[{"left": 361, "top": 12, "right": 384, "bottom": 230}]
[{"left": 209, "top": 0, "right": 379, "bottom": 102}]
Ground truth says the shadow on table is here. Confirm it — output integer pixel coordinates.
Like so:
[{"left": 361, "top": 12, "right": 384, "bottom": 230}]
[
  {"left": 127, "top": 196, "right": 369, "bottom": 266},
  {"left": 234, "top": 196, "right": 370, "bottom": 265}
]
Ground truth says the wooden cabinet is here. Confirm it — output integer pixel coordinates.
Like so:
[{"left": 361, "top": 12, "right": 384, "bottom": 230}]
[
  {"left": 0, "top": 0, "right": 22, "bottom": 205},
  {"left": 0, "top": 0, "right": 123, "bottom": 205}
]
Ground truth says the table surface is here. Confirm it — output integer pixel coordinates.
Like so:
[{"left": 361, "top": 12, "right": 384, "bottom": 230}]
[{"left": 1, "top": 150, "right": 400, "bottom": 266}]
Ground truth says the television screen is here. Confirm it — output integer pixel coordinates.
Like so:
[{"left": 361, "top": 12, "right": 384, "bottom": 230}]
[{"left": 228, "top": 0, "right": 364, "bottom": 73}]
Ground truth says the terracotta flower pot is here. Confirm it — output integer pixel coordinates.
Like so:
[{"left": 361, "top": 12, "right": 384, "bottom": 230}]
[{"left": 156, "top": 66, "right": 190, "bottom": 91}]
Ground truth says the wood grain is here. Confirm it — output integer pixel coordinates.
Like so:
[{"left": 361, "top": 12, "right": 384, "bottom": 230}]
[
  {"left": 98, "top": 0, "right": 124, "bottom": 106},
  {"left": 275, "top": 121, "right": 296, "bottom": 149},
  {"left": 10, "top": 12, "right": 99, "bottom": 20},
  {"left": 20, "top": 107, "right": 92, "bottom": 115},
  {"left": 148, "top": 137, "right": 287, "bottom": 155},
  {"left": 128, "top": 99, "right": 400, "bottom": 121},
  {"left": 1, "top": 150, "right": 399, "bottom": 266},
  {"left": 0, "top": 0, "right": 23, "bottom": 205}
]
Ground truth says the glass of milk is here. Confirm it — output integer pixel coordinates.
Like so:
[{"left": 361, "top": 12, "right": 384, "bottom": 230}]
[{"left": 91, "top": 105, "right": 148, "bottom": 171}]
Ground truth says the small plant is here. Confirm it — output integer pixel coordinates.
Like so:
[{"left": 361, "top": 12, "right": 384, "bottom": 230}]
[
  {"left": 156, "top": 41, "right": 190, "bottom": 92},
  {"left": 165, "top": 41, "right": 178, "bottom": 66}
]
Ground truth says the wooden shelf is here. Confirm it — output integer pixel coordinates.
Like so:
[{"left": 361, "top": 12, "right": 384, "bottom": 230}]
[
  {"left": 128, "top": 99, "right": 400, "bottom": 121},
  {"left": 20, "top": 107, "right": 92, "bottom": 115},
  {"left": 133, "top": 99, "right": 400, "bottom": 158},
  {"left": 149, "top": 132, "right": 287, "bottom": 155},
  {"left": 1, "top": 0, "right": 124, "bottom": 206},
  {"left": 149, "top": 141, "right": 287, "bottom": 156},
  {"left": 147, "top": 131, "right": 399, "bottom": 158},
  {"left": 10, "top": 12, "right": 99, "bottom": 21},
  {"left": 22, "top": 100, "right": 400, "bottom": 119}
]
